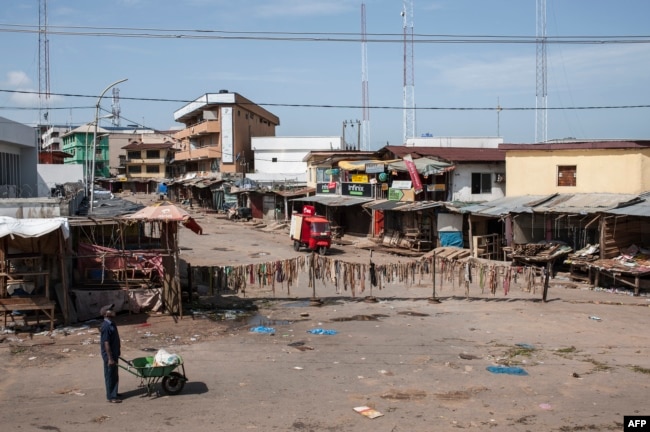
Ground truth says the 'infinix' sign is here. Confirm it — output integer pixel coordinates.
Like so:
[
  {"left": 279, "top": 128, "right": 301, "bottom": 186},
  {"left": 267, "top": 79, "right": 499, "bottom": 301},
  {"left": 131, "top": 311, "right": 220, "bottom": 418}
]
[{"left": 342, "top": 182, "right": 371, "bottom": 197}]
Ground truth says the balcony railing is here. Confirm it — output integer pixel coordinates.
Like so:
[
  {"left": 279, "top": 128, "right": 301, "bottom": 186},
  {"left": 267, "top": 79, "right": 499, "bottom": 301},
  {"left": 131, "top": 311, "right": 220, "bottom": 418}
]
[
  {"left": 174, "top": 146, "right": 221, "bottom": 162},
  {"left": 173, "top": 119, "right": 221, "bottom": 140}
]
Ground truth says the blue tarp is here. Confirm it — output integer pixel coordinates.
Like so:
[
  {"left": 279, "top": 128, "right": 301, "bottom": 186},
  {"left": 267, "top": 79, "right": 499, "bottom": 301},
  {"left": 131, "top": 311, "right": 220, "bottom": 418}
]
[{"left": 439, "top": 231, "right": 463, "bottom": 247}]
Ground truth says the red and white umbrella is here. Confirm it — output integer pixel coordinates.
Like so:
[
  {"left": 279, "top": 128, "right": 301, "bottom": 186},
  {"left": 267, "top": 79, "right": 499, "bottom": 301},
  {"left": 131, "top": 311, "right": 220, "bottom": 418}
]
[{"left": 125, "top": 201, "right": 202, "bottom": 234}]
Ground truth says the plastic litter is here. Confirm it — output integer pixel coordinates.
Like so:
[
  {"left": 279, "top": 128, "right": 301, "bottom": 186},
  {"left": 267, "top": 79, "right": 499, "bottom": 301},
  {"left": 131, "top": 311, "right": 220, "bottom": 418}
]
[
  {"left": 589, "top": 316, "right": 602, "bottom": 321},
  {"left": 486, "top": 365, "right": 529, "bottom": 376},
  {"left": 250, "top": 326, "right": 276, "bottom": 334},
  {"left": 515, "top": 343, "right": 535, "bottom": 350},
  {"left": 307, "top": 328, "right": 338, "bottom": 335}
]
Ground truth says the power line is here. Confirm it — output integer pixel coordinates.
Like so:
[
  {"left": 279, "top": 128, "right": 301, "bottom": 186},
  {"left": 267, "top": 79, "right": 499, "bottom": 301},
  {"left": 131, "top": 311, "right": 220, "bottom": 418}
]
[
  {"left": 1, "top": 24, "right": 650, "bottom": 44},
  {"left": 1, "top": 89, "right": 649, "bottom": 111}
]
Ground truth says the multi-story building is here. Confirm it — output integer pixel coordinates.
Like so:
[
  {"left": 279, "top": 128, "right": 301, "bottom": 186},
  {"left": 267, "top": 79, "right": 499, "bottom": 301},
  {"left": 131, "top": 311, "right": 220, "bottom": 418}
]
[
  {"left": 500, "top": 140, "right": 650, "bottom": 195},
  {"left": 122, "top": 138, "right": 176, "bottom": 184},
  {"left": 172, "top": 91, "right": 280, "bottom": 178},
  {"left": 61, "top": 123, "right": 110, "bottom": 180}
]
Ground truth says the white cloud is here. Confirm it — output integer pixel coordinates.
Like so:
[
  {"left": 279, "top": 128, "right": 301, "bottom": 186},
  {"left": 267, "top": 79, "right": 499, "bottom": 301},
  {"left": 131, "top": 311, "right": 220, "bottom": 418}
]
[
  {"left": 5, "top": 71, "right": 33, "bottom": 88},
  {"left": 252, "top": 0, "right": 354, "bottom": 18}
]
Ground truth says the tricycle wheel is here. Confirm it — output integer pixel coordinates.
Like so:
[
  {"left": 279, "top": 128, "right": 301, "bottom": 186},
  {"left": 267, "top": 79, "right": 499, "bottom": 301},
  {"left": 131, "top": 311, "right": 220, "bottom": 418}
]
[
  {"left": 161, "top": 372, "right": 185, "bottom": 395},
  {"left": 293, "top": 241, "right": 300, "bottom": 251},
  {"left": 317, "top": 246, "right": 327, "bottom": 255}
]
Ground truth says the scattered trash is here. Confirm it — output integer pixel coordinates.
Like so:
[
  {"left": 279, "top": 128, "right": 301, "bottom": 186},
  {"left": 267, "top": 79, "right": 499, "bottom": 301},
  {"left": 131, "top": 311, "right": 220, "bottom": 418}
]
[
  {"left": 353, "top": 406, "right": 384, "bottom": 419},
  {"left": 307, "top": 328, "right": 338, "bottom": 335},
  {"left": 250, "top": 326, "right": 276, "bottom": 334},
  {"left": 28, "top": 356, "right": 37, "bottom": 361},
  {"left": 539, "top": 403, "right": 552, "bottom": 410},
  {"left": 486, "top": 365, "right": 529, "bottom": 376},
  {"left": 515, "top": 343, "right": 535, "bottom": 350},
  {"left": 572, "top": 372, "right": 581, "bottom": 378},
  {"left": 293, "top": 366, "right": 303, "bottom": 370},
  {"left": 459, "top": 353, "right": 480, "bottom": 360},
  {"left": 300, "top": 313, "right": 310, "bottom": 317},
  {"left": 589, "top": 316, "right": 602, "bottom": 321}
]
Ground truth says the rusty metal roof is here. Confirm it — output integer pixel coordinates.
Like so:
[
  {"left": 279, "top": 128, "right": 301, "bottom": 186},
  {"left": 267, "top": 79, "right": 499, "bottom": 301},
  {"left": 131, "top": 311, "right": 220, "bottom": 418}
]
[
  {"left": 383, "top": 145, "right": 505, "bottom": 162},
  {"left": 500, "top": 140, "right": 650, "bottom": 151}
]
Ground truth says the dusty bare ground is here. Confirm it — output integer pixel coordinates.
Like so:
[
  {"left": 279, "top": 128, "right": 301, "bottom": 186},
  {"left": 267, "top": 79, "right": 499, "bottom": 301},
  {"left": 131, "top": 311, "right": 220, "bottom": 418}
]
[{"left": 1, "top": 195, "right": 649, "bottom": 431}]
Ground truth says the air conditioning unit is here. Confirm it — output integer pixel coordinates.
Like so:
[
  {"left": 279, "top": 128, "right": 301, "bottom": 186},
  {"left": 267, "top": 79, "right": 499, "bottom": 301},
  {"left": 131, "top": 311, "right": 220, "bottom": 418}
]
[{"left": 495, "top": 173, "right": 505, "bottom": 183}]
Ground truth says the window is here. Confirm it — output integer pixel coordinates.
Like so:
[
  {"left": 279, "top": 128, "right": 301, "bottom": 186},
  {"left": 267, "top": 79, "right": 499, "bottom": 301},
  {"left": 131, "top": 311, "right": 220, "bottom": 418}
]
[
  {"left": 557, "top": 165, "right": 576, "bottom": 187},
  {"left": 146, "top": 165, "right": 160, "bottom": 174},
  {"left": 127, "top": 151, "right": 140, "bottom": 160},
  {"left": 471, "top": 173, "right": 492, "bottom": 194},
  {"left": 272, "top": 157, "right": 278, "bottom": 163},
  {"left": 146, "top": 150, "right": 160, "bottom": 159},
  {"left": 128, "top": 166, "right": 142, "bottom": 174}
]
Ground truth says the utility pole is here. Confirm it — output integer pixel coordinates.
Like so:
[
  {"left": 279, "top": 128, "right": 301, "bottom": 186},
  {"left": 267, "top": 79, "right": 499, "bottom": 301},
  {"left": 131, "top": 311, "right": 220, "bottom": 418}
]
[
  {"left": 360, "top": 3, "right": 370, "bottom": 151},
  {"left": 535, "top": 0, "right": 548, "bottom": 143},
  {"left": 402, "top": 0, "right": 416, "bottom": 144}
]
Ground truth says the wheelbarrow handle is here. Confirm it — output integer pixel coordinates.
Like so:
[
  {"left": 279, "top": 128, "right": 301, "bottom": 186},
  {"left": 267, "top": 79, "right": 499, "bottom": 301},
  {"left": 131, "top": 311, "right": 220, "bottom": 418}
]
[{"left": 119, "top": 356, "right": 133, "bottom": 366}]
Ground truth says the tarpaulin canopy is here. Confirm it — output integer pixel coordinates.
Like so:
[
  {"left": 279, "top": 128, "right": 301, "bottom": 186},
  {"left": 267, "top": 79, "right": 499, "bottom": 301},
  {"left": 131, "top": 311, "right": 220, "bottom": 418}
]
[
  {"left": 0, "top": 216, "right": 70, "bottom": 240},
  {"left": 124, "top": 201, "right": 203, "bottom": 234},
  {"left": 338, "top": 159, "right": 392, "bottom": 171},
  {"left": 387, "top": 157, "right": 454, "bottom": 176}
]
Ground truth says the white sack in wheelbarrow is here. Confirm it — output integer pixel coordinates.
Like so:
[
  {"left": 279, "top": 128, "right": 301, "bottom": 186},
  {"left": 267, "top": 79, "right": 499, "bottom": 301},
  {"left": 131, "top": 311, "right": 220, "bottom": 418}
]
[{"left": 154, "top": 349, "right": 181, "bottom": 366}]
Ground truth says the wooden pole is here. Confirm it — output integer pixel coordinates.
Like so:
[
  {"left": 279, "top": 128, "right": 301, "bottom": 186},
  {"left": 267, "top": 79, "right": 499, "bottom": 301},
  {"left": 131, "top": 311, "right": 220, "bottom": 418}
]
[{"left": 542, "top": 260, "right": 552, "bottom": 302}]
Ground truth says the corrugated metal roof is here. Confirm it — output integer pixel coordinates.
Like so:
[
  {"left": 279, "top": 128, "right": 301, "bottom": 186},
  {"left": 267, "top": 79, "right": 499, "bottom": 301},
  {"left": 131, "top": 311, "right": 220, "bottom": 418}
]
[
  {"left": 394, "top": 201, "right": 443, "bottom": 212},
  {"left": 500, "top": 140, "right": 650, "bottom": 151},
  {"left": 363, "top": 200, "right": 408, "bottom": 211},
  {"left": 603, "top": 196, "right": 650, "bottom": 216},
  {"left": 384, "top": 146, "right": 505, "bottom": 162},
  {"left": 291, "top": 195, "right": 374, "bottom": 207},
  {"left": 461, "top": 193, "right": 648, "bottom": 217},
  {"left": 459, "top": 194, "right": 554, "bottom": 216},
  {"left": 533, "top": 193, "right": 640, "bottom": 214}
]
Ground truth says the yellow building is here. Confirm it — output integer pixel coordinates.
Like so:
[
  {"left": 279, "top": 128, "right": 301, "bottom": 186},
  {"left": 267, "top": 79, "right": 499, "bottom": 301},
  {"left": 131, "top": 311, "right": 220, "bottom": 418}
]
[
  {"left": 122, "top": 139, "right": 176, "bottom": 180},
  {"left": 500, "top": 141, "right": 650, "bottom": 195},
  {"left": 173, "top": 91, "right": 279, "bottom": 177}
]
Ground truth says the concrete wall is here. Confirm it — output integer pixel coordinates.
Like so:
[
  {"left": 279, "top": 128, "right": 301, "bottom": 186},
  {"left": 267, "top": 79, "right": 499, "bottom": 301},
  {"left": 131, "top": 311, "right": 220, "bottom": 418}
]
[
  {"left": 37, "top": 164, "right": 85, "bottom": 197},
  {"left": 505, "top": 149, "right": 650, "bottom": 195},
  {"left": 450, "top": 163, "right": 506, "bottom": 202},
  {"left": 0, "top": 198, "right": 63, "bottom": 218},
  {"left": 0, "top": 116, "right": 38, "bottom": 196},
  {"left": 251, "top": 137, "right": 343, "bottom": 181}
]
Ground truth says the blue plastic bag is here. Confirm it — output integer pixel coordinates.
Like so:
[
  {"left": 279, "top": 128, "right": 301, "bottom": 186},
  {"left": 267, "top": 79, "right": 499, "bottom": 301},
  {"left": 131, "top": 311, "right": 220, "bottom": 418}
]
[
  {"left": 486, "top": 365, "right": 529, "bottom": 376},
  {"left": 307, "top": 328, "right": 338, "bottom": 335},
  {"left": 250, "top": 326, "right": 276, "bottom": 334}
]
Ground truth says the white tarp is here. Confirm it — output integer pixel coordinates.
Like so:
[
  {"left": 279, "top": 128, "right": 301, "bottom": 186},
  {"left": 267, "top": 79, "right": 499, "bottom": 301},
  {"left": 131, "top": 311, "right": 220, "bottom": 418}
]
[{"left": 0, "top": 216, "right": 70, "bottom": 240}]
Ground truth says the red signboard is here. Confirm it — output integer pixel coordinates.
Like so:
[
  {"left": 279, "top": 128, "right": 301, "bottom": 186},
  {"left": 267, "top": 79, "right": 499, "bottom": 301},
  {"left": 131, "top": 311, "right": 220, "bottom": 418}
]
[{"left": 403, "top": 154, "right": 423, "bottom": 194}]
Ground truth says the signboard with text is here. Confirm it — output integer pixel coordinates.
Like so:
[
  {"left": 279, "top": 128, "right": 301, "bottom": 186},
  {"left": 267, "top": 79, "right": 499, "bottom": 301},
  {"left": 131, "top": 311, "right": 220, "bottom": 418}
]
[
  {"left": 317, "top": 182, "right": 337, "bottom": 194},
  {"left": 342, "top": 182, "right": 372, "bottom": 197}
]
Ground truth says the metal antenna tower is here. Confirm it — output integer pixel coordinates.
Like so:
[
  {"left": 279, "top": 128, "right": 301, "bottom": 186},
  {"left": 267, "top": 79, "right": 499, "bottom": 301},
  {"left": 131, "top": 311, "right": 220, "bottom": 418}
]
[
  {"left": 535, "top": 0, "right": 547, "bottom": 143},
  {"left": 360, "top": 2, "right": 370, "bottom": 151},
  {"left": 402, "top": 0, "right": 416, "bottom": 144},
  {"left": 38, "top": 0, "right": 51, "bottom": 131},
  {"left": 111, "top": 87, "right": 122, "bottom": 126}
]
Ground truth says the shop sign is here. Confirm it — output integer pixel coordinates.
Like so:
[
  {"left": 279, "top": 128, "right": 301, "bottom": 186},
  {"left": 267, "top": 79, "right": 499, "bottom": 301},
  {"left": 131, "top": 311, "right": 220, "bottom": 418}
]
[
  {"left": 391, "top": 180, "right": 412, "bottom": 190},
  {"left": 317, "top": 182, "right": 337, "bottom": 194},
  {"left": 365, "top": 163, "right": 384, "bottom": 174},
  {"left": 351, "top": 174, "right": 369, "bottom": 183},
  {"left": 342, "top": 182, "right": 371, "bottom": 197}
]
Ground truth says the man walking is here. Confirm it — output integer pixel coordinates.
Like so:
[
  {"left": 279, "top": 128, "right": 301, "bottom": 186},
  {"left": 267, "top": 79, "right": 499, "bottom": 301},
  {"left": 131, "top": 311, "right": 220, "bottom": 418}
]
[{"left": 100, "top": 304, "right": 122, "bottom": 403}]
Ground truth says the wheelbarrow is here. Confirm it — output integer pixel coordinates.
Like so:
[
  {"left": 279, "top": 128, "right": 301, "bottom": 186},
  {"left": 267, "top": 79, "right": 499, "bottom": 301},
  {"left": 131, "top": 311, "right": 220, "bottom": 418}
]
[{"left": 119, "top": 356, "right": 188, "bottom": 396}]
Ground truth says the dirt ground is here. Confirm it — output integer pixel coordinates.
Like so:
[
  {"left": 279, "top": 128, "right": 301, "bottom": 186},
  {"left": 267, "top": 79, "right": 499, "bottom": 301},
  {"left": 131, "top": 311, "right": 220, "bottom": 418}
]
[{"left": 1, "top": 196, "right": 649, "bottom": 431}]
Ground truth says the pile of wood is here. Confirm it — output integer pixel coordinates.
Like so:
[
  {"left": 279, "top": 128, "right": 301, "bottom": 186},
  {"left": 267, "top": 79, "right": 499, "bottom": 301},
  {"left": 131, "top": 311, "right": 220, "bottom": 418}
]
[{"left": 420, "top": 246, "right": 471, "bottom": 261}]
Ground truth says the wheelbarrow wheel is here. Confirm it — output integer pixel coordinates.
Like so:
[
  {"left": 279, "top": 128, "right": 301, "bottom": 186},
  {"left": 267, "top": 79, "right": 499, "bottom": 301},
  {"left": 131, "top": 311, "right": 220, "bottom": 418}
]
[{"left": 161, "top": 372, "right": 185, "bottom": 395}]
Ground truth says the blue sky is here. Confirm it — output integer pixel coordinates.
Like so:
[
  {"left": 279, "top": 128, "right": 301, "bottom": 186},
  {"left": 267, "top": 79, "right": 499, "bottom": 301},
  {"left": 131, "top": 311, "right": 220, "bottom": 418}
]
[{"left": 1, "top": 0, "right": 649, "bottom": 149}]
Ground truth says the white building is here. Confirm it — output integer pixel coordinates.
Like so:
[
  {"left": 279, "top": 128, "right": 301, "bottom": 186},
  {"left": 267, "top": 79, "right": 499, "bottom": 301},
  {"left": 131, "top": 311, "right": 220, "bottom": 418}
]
[
  {"left": 248, "top": 136, "right": 343, "bottom": 185},
  {"left": 406, "top": 136, "right": 503, "bottom": 148},
  {"left": 0, "top": 116, "right": 38, "bottom": 198}
]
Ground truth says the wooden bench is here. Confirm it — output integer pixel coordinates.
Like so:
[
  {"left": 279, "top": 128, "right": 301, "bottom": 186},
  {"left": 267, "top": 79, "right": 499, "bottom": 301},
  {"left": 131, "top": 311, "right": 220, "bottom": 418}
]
[{"left": 0, "top": 297, "right": 56, "bottom": 331}]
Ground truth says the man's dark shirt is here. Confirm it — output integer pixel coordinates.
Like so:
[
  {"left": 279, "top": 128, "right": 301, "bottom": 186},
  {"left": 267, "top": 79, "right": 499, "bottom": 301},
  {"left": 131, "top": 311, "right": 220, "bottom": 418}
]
[{"left": 100, "top": 318, "right": 120, "bottom": 362}]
